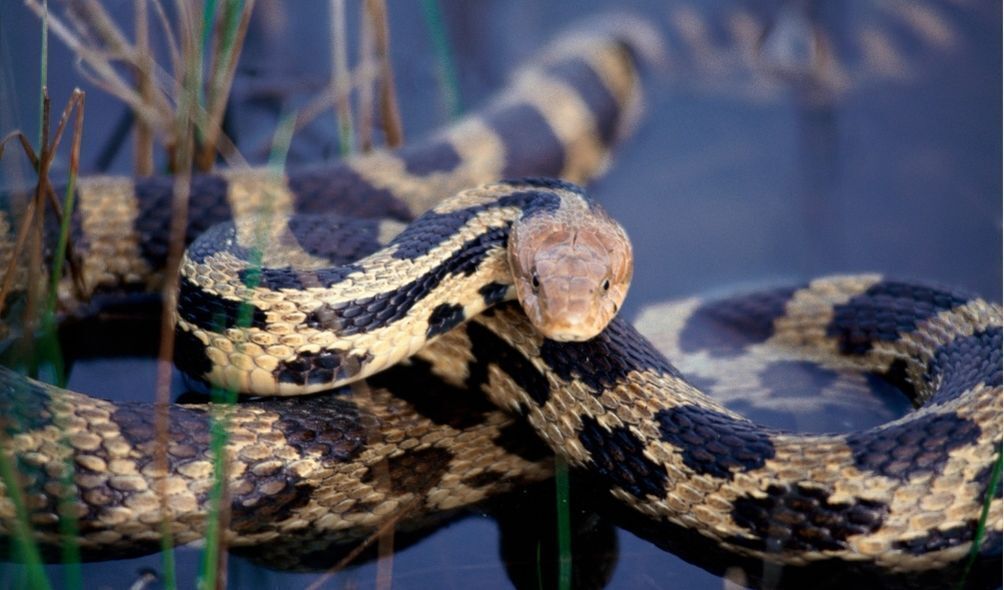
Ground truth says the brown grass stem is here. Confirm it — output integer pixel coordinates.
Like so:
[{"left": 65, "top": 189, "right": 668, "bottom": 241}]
[
  {"left": 330, "top": 0, "right": 355, "bottom": 155},
  {"left": 365, "top": 0, "right": 403, "bottom": 147}
]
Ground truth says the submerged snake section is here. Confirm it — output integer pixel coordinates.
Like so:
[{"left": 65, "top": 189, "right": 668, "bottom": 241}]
[{"left": 0, "top": 13, "right": 1000, "bottom": 584}]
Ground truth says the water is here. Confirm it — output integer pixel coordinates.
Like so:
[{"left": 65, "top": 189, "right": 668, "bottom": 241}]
[{"left": 0, "top": 1, "right": 1000, "bottom": 588}]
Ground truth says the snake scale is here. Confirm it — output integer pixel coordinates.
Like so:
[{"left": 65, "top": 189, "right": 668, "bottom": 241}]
[{"left": 0, "top": 13, "right": 1001, "bottom": 585}]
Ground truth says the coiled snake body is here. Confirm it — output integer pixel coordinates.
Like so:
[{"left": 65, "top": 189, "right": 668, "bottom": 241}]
[{"left": 0, "top": 16, "right": 1000, "bottom": 583}]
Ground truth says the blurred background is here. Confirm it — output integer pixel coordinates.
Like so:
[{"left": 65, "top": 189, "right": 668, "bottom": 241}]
[{"left": 0, "top": 1, "right": 1000, "bottom": 588}]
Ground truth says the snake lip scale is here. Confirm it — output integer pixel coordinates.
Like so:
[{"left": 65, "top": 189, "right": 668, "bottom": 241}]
[{"left": 0, "top": 12, "right": 1000, "bottom": 583}]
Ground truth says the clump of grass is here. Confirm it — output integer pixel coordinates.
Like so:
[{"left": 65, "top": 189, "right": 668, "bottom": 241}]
[
  {"left": 198, "top": 109, "right": 296, "bottom": 590},
  {"left": 0, "top": 3, "right": 90, "bottom": 588},
  {"left": 23, "top": 0, "right": 254, "bottom": 173},
  {"left": 553, "top": 457, "right": 572, "bottom": 590},
  {"left": 279, "top": 0, "right": 405, "bottom": 156},
  {"left": 366, "top": 0, "right": 403, "bottom": 148},
  {"left": 11, "top": 3, "right": 420, "bottom": 588}
]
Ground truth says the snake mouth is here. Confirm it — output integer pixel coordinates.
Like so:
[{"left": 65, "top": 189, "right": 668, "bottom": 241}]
[
  {"left": 537, "top": 318, "right": 605, "bottom": 342},
  {"left": 543, "top": 331, "right": 598, "bottom": 343}
]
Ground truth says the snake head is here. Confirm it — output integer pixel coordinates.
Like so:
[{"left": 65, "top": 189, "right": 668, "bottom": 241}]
[{"left": 507, "top": 201, "right": 632, "bottom": 341}]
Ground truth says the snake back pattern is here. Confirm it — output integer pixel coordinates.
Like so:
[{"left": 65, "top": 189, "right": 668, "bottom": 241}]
[{"left": 0, "top": 13, "right": 1000, "bottom": 582}]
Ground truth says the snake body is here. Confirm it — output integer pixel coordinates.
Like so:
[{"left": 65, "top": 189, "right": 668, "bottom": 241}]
[
  {"left": 174, "top": 178, "right": 632, "bottom": 395},
  {"left": 0, "top": 14, "right": 1001, "bottom": 584}
]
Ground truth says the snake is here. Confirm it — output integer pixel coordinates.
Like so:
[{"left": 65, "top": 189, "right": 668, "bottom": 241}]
[{"left": 0, "top": 12, "right": 1001, "bottom": 585}]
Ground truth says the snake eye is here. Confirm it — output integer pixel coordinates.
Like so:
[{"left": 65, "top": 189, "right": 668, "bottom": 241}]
[
  {"left": 531, "top": 273, "right": 540, "bottom": 291},
  {"left": 602, "top": 279, "right": 610, "bottom": 292}
]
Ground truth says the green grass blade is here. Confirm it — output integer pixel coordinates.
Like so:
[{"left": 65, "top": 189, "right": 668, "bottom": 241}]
[
  {"left": 45, "top": 175, "right": 77, "bottom": 316},
  {"left": 197, "top": 386, "right": 235, "bottom": 590},
  {"left": 331, "top": 0, "right": 354, "bottom": 156},
  {"left": 158, "top": 521, "right": 177, "bottom": 590},
  {"left": 199, "top": 0, "right": 218, "bottom": 111},
  {"left": 956, "top": 446, "right": 1002, "bottom": 590},
  {"left": 198, "top": 111, "right": 295, "bottom": 590},
  {"left": 554, "top": 456, "right": 572, "bottom": 590},
  {"left": 268, "top": 111, "right": 298, "bottom": 171},
  {"left": 36, "top": 0, "right": 47, "bottom": 150},
  {"left": 55, "top": 438, "right": 82, "bottom": 590},
  {"left": 208, "top": 0, "right": 246, "bottom": 113},
  {"left": 420, "top": 0, "right": 462, "bottom": 120},
  {"left": 34, "top": 4, "right": 82, "bottom": 586},
  {"left": 0, "top": 416, "right": 51, "bottom": 589}
]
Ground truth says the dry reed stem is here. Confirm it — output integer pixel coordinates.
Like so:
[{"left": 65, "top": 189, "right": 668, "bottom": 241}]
[
  {"left": 289, "top": 62, "right": 378, "bottom": 137},
  {"left": 0, "top": 91, "right": 86, "bottom": 321},
  {"left": 67, "top": 0, "right": 177, "bottom": 122},
  {"left": 21, "top": 89, "right": 50, "bottom": 339},
  {"left": 134, "top": 0, "right": 154, "bottom": 175},
  {"left": 365, "top": 0, "right": 403, "bottom": 147},
  {"left": 196, "top": 0, "right": 256, "bottom": 171},
  {"left": 331, "top": 0, "right": 355, "bottom": 154},
  {"left": 357, "top": 2, "right": 376, "bottom": 152},
  {"left": 0, "top": 86, "right": 84, "bottom": 318},
  {"left": 151, "top": 0, "right": 182, "bottom": 86},
  {"left": 152, "top": 0, "right": 200, "bottom": 568},
  {"left": 24, "top": 0, "right": 176, "bottom": 141},
  {"left": 52, "top": 89, "right": 88, "bottom": 301},
  {"left": 0, "top": 191, "right": 40, "bottom": 320},
  {"left": 24, "top": 0, "right": 248, "bottom": 173},
  {"left": 304, "top": 497, "right": 421, "bottom": 590}
]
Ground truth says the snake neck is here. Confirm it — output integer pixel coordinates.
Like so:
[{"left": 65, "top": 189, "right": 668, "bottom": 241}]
[
  {"left": 466, "top": 281, "right": 1003, "bottom": 567},
  {"left": 174, "top": 180, "right": 597, "bottom": 396}
]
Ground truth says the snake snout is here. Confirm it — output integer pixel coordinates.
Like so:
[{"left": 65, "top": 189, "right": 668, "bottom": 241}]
[
  {"left": 535, "top": 270, "right": 609, "bottom": 342},
  {"left": 514, "top": 235, "right": 632, "bottom": 342},
  {"left": 507, "top": 191, "right": 634, "bottom": 341}
]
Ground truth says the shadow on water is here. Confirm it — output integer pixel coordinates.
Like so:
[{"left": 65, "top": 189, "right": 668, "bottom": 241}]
[{"left": 0, "top": 0, "right": 1001, "bottom": 588}]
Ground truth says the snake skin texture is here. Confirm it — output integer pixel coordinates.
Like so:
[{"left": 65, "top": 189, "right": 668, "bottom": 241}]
[
  {"left": 0, "top": 15, "right": 650, "bottom": 556},
  {"left": 0, "top": 10, "right": 1000, "bottom": 587},
  {"left": 173, "top": 179, "right": 631, "bottom": 395},
  {"left": 5, "top": 15, "right": 653, "bottom": 306}
]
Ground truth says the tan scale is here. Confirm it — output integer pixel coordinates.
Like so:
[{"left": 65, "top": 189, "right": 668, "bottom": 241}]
[{"left": 75, "top": 176, "right": 154, "bottom": 292}]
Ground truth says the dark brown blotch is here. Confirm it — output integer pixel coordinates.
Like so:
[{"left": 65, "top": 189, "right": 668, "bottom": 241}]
[
  {"left": 230, "top": 481, "right": 316, "bottom": 534},
  {"left": 466, "top": 320, "right": 551, "bottom": 406},
  {"left": 426, "top": 303, "right": 466, "bottom": 338},
  {"left": 362, "top": 447, "right": 454, "bottom": 496},
  {"left": 847, "top": 411, "right": 981, "bottom": 481},
  {"left": 925, "top": 327, "right": 1002, "bottom": 406},
  {"left": 578, "top": 415, "right": 668, "bottom": 500},
  {"left": 367, "top": 359, "right": 495, "bottom": 430},
  {"left": 273, "top": 349, "right": 373, "bottom": 386},
  {"left": 655, "top": 404, "right": 776, "bottom": 480},
  {"left": 730, "top": 484, "right": 888, "bottom": 553},
  {"left": 677, "top": 286, "right": 802, "bottom": 357},
  {"left": 267, "top": 396, "right": 370, "bottom": 464},
  {"left": 538, "top": 315, "right": 679, "bottom": 393},
  {"left": 287, "top": 162, "right": 412, "bottom": 220},
  {"left": 461, "top": 469, "right": 508, "bottom": 489},
  {"left": 398, "top": 140, "right": 462, "bottom": 176},
  {"left": 826, "top": 281, "right": 970, "bottom": 355},
  {"left": 892, "top": 520, "right": 978, "bottom": 555}
]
